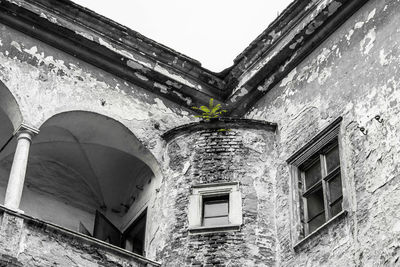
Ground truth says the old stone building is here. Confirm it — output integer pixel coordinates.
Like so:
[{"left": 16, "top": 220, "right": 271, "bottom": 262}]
[{"left": 0, "top": 0, "right": 399, "bottom": 266}]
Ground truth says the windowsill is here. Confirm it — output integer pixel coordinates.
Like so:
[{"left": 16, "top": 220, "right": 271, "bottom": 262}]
[
  {"left": 188, "top": 224, "right": 241, "bottom": 234},
  {"left": 293, "top": 210, "right": 348, "bottom": 250}
]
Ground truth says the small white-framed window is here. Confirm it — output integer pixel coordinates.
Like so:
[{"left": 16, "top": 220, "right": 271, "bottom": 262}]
[
  {"left": 287, "top": 117, "right": 348, "bottom": 248},
  {"left": 202, "top": 194, "right": 229, "bottom": 226},
  {"left": 188, "top": 182, "right": 242, "bottom": 234}
]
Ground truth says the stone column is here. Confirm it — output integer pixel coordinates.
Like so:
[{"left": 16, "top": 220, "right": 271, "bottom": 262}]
[{"left": 4, "top": 125, "right": 38, "bottom": 211}]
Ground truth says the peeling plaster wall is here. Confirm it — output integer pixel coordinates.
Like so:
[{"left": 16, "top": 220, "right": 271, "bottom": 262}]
[
  {"left": 0, "top": 211, "right": 157, "bottom": 267},
  {"left": 0, "top": 19, "right": 195, "bottom": 263},
  {"left": 247, "top": 0, "right": 400, "bottom": 265},
  {"left": 0, "top": 23, "right": 194, "bottom": 162},
  {"left": 147, "top": 128, "right": 278, "bottom": 266},
  {"left": 2, "top": 0, "right": 400, "bottom": 265}
]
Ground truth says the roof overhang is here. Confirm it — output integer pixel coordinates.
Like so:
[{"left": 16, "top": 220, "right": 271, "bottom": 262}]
[
  {"left": 0, "top": 0, "right": 368, "bottom": 116},
  {"left": 225, "top": 0, "right": 368, "bottom": 115}
]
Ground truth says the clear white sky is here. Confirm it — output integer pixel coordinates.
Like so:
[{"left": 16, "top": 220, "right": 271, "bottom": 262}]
[{"left": 73, "top": 0, "right": 293, "bottom": 72}]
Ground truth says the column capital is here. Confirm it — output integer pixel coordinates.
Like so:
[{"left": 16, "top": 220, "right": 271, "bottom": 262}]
[{"left": 13, "top": 123, "right": 40, "bottom": 140}]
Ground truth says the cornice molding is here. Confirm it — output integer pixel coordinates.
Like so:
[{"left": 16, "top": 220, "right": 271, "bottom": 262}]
[
  {"left": 0, "top": 0, "right": 226, "bottom": 112},
  {"left": 225, "top": 0, "right": 368, "bottom": 115},
  {"left": 161, "top": 118, "right": 277, "bottom": 142},
  {"left": 0, "top": 0, "right": 368, "bottom": 116}
]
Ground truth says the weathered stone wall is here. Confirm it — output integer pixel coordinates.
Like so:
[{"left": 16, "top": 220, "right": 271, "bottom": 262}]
[
  {"left": 1, "top": 0, "right": 399, "bottom": 265},
  {"left": 247, "top": 0, "right": 400, "bottom": 265},
  {"left": 0, "top": 22, "right": 194, "bottom": 161},
  {"left": 0, "top": 20, "right": 194, "bottom": 257},
  {"left": 0, "top": 209, "right": 160, "bottom": 267},
  {"left": 148, "top": 125, "right": 278, "bottom": 266}
]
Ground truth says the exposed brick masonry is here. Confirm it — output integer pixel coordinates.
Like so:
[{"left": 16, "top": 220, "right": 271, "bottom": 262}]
[
  {"left": 158, "top": 124, "right": 277, "bottom": 266},
  {"left": 193, "top": 130, "right": 243, "bottom": 183}
]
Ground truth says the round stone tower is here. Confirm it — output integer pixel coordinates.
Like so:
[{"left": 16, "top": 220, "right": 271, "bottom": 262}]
[{"left": 150, "top": 118, "right": 278, "bottom": 266}]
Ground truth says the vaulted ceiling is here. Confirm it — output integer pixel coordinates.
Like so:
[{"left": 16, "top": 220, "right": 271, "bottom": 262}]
[{"left": 0, "top": 111, "right": 155, "bottom": 219}]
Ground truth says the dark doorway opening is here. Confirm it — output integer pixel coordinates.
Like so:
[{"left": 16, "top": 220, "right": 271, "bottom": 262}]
[
  {"left": 93, "top": 210, "right": 122, "bottom": 246},
  {"left": 92, "top": 209, "right": 147, "bottom": 256},
  {"left": 122, "top": 209, "right": 147, "bottom": 256}
]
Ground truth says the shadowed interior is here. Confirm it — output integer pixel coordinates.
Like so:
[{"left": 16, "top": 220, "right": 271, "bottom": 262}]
[
  {"left": 0, "top": 109, "right": 155, "bottom": 235},
  {"left": 0, "top": 81, "right": 22, "bottom": 204}
]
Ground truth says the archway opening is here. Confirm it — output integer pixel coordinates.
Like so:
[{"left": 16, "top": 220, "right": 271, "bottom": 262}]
[{"left": 2, "top": 111, "right": 158, "bottom": 253}]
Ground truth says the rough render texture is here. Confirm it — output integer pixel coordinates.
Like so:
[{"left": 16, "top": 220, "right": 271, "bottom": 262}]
[
  {"left": 0, "top": 16, "right": 192, "bottom": 266},
  {"left": 149, "top": 127, "right": 277, "bottom": 266},
  {"left": 0, "top": 22, "right": 194, "bottom": 159},
  {"left": 0, "top": 0, "right": 399, "bottom": 266},
  {"left": 0, "top": 0, "right": 227, "bottom": 113},
  {"left": 0, "top": 211, "right": 158, "bottom": 266},
  {"left": 246, "top": 0, "right": 400, "bottom": 265}
]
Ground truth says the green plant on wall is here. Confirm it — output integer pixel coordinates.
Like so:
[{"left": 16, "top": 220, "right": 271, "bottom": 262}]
[
  {"left": 192, "top": 99, "right": 231, "bottom": 131},
  {"left": 192, "top": 98, "right": 227, "bottom": 121}
]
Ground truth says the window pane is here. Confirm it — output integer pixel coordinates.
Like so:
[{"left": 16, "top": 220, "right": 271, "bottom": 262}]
[
  {"left": 204, "top": 201, "right": 229, "bottom": 217},
  {"left": 304, "top": 159, "right": 321, "bottom": 189},
  {"left": 331, "top": 199, "right": 343, "bottom": 217},
  {"left": 306, "top": 187, "right": 325, "bottom": 219},
  {"left": 329, "top": 174, "right": 343, "bottom": 202},
  {"left": 326, "top": 145, "right": 340, "bottom": 173},
  {"left": 308, "top": 212, "right": 326, "bottom": 233},
  {"left": 203, "top": 216, "right": 229, "bottom": 226}
]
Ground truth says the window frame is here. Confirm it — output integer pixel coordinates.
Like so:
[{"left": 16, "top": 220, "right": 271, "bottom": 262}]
[
  {"left": 188, "top": 182, "right": 242, "bottom": 234},
  {"left": 287, "top": 117, "right": 348, "bottom": 248},
  {"left": 121, "top": 207, "right": 148, "bottom": 256},
  {"left": 202, "top": 194, "right": 230, "bottom": 226},
  {"left": 300, "top": 140, "right": 342, "bottom": 235}
]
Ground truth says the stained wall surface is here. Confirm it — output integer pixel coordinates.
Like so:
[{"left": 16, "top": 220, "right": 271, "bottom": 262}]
[
  {"left": 0, "top": 211, "right": 159, "bottom": 267},
  {"left": 0, "top": 23, "right": 193, "bottom": 148},
  {"left": 0, "top": 18, "right": 193, "bottom": 258},
  {"left": 1, "top": 0, "right": 399, "bottom": 266},
  {"left": 149, "top": 127, "right": 277, "bottom": 266},
  {"left": 247, "top": 0, "right": 400, "bottom": 265}
]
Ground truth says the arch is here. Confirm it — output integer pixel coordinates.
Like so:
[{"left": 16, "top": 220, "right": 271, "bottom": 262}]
[
  {"left": 37, "top": 111, "right": 161, "bottom": 177},
  {"left": 11, "top": 110, "right": 162, "bottom": 236}
]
